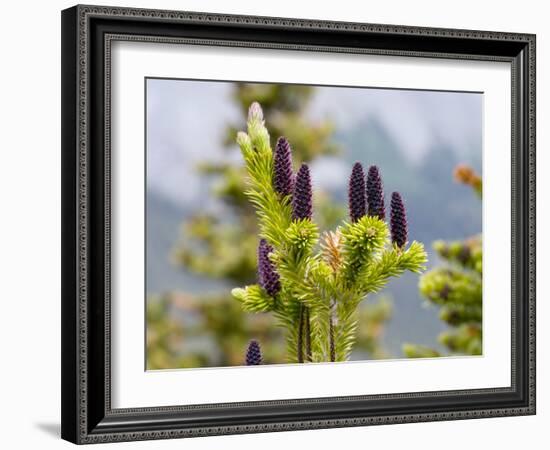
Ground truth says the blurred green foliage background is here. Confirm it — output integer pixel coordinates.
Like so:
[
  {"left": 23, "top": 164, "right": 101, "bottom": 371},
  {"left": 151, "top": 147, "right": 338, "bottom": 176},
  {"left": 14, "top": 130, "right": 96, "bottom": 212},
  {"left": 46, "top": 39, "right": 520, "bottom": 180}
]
[{"left": 404, "top": 166, "right": 482, "bottom": 358}]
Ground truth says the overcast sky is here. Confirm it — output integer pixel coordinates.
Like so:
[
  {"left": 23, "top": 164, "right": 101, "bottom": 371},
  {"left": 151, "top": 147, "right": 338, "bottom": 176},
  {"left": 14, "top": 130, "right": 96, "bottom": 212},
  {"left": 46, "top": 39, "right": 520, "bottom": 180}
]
[{"left": 146, "top": 79, "right": 482, "bottom": 207}]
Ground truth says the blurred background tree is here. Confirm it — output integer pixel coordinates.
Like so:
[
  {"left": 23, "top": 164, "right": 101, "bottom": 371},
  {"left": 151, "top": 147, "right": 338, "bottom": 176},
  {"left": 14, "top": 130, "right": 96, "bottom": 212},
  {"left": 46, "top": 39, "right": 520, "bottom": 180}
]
[
  {"left": 403, "top": 165, "right": 482, "bottom": 358},
  {"left": 354, "top": 298, "right": 393, "bottom": 360},
  {"left": 146, "top": 83, "right": 392, "bottom": 369}
]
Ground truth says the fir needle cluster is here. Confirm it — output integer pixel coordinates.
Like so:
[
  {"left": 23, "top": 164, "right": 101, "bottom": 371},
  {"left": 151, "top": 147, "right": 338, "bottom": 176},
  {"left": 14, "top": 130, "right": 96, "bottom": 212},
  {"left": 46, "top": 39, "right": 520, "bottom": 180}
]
[{"left": 233, "top": 102, "right": 427, "bottom": 363}]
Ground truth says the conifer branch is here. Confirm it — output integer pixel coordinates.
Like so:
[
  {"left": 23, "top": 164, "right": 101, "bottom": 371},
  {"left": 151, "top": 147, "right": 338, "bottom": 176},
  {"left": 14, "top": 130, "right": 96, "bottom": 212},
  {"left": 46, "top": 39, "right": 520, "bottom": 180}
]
[{"left": 233, "top": 102, "right": 428, "bottom": 363}]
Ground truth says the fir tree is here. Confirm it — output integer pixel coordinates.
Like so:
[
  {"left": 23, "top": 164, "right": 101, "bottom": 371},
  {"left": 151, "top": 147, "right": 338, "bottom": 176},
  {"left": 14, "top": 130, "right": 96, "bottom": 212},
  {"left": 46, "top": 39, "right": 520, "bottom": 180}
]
[{"left": 233, "top": 103, "right": 427, "bottom": 363}]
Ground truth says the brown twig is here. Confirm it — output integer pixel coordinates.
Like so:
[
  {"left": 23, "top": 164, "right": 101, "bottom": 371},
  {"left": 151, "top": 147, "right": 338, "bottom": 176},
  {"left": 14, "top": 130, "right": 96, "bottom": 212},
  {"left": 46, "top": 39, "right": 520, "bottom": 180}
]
[
  {"left": 329, "top": 311, "right": 335, "bottom": 362},
  {"left": 305, "top": 307, "right": 312, "bottom": 362},
  {"left": 297, "top": 304, "right": 304, "bottom": 363}
]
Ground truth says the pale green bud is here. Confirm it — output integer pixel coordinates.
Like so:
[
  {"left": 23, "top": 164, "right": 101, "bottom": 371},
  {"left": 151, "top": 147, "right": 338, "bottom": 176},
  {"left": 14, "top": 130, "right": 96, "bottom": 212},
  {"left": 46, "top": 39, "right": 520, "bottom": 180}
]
[
  {"left": 236, "top": 131, "right": 252, "bottom": 150},
  {"left": 248, "top": 121, "right": 270, "bottom": 151},
  {"left": 248, "top": 101, "right": 264, "bottom": 123}
]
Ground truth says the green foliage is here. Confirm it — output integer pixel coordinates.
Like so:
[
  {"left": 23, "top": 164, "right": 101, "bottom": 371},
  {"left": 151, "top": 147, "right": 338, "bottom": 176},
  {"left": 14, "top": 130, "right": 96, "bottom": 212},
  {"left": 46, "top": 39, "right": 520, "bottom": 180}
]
[
  {"left": 176, "top": 214, "right": 258, "bottom": 283},
  {"left": 146, "top": 296, "right": 209, "bottom": 369},
  {"left": 233, "top": 284, "right": 275, "bottom": 313},
  {"left": 402, "top": 344, "right": 441, "bottom": 358},
  {"left": 147, "top": 293, "right": 285, "bottom": 369},
  {"left": 340, "top": 216, "right": 388, "bottom": 285},
  {"left": 404, "top": 166, "right": 482, "bottom": 358},
  {"left": 233, "top": 103, "right": 427, "bottom": 363},
  {"left": 354, "top": 297, "right": 393, "bottom": 359}
]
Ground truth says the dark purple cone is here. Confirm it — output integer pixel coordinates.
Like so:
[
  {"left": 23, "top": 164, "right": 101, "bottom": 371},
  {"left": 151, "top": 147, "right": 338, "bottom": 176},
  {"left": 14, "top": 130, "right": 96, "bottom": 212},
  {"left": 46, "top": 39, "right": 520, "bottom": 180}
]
[
  {"left": 348, "top": 162, "right": 366, "bottom": 223},
  {"left": 366, "top": 165, "right": 385, "bottom": 219},
  {"left": 257, "top": 239, "right": 281, "bottom": 297},
  {"left": 292, "top": 164, "right": 313, "bottom": 221},
  {"left": 273, "top": 137, "right": 294, "bottom": 197},
  {"left": 245, "top": 340, "right": 262, "bottom": 365},
  {"left": 390, "top": 192, "right": 408, "bottom": 248}
]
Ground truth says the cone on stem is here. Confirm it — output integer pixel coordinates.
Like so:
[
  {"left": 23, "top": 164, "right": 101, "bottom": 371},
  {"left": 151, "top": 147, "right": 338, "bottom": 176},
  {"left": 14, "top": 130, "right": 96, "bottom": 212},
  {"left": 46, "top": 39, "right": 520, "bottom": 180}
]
[
  {"left": 292, "top": 164, "right": 313, "bottom": 221},
  {"left": 367, "top": 165, "right": 385, "bottom": 219},
  {"left": 273, "top": 137, "right": 294, "bottom": 197},
  {"left": 390, "top": 192, "right": 408, "bottom": 248},
  {"left": 257, "top": 239, "right": 281, "bottom": 297},
  {"left": 348, "top": 162, "right": 367, "bottom": 223}
]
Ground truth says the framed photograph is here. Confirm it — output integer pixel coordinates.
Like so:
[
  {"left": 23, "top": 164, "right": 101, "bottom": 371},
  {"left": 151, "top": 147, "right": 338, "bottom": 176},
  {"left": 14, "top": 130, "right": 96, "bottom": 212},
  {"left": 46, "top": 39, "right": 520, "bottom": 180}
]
[{"left": 61, "top": 4, "right": 536, "bottom": 444}]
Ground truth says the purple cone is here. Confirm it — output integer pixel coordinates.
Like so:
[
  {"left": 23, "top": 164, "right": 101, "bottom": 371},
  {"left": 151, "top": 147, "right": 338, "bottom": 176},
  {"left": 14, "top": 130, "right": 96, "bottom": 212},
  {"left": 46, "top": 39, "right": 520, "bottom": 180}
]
[
  {"left": 390, "top": 192, "right": 408, "bottom": 247},
  {"left": 348, "top": 162, "right": 366, "bottom": 223},
  {"left": 367, "top": 165, "right": 385, "bottom": 220},
  {"left": 292, "top": 164, "right": 313, "bottom": 221},
  {"left": 258, "top": 239, "right": 281, "bottom": 297},
  {"left": 245, "top": 340, "right": 262, "bottom": 365},
  {"left": 273, "top": 137, "right": 294, "bottom": 197}
]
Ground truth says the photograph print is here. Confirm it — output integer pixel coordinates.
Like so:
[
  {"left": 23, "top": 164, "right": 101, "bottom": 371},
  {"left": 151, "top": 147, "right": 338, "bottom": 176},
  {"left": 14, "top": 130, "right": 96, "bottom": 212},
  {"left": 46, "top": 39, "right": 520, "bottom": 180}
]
[{"left": 145, "top": 79, "right": 483, "bottom": 370}]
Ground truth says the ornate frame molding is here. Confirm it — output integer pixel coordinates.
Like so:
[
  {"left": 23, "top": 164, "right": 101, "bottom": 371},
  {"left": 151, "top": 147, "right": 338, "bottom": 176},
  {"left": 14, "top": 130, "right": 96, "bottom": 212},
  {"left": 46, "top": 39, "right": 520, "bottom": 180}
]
[{"left": 61, "top": 4, "right": 536, "bottom": 444}]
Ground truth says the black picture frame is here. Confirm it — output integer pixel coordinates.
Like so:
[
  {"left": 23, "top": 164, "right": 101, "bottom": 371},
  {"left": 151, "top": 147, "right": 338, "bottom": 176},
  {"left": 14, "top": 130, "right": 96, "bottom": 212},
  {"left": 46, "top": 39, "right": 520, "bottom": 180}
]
[{"left": 61, "top": 4, "right": 536, "bottom": 444}]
